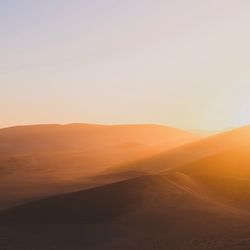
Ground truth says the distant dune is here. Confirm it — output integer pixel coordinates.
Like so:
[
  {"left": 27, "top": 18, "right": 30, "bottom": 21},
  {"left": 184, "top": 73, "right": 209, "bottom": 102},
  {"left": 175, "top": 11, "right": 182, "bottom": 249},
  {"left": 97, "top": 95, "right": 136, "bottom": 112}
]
[{"left": 0, "top": 123, "right": 196, "bottom": 210}]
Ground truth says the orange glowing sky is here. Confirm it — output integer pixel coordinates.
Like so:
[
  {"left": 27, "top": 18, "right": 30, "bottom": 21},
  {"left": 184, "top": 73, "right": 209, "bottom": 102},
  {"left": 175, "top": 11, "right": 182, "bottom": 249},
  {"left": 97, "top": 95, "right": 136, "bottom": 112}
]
[{"left": 1, "top": 1, "right": 250, "bottom": 130}]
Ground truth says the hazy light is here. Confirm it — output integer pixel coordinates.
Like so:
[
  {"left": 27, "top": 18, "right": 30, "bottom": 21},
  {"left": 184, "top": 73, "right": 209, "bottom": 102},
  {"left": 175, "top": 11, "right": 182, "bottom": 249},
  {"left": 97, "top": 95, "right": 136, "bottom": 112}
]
[{"left": 1, "top": 0, "right": 250, "bottom": 130}]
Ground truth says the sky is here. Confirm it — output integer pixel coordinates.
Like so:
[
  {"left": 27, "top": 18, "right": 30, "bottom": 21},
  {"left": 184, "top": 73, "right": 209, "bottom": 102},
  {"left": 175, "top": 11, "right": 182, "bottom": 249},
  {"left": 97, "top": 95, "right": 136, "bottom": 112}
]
[{"left": 1, "top": 0, "right": 250, "bottom": 131}]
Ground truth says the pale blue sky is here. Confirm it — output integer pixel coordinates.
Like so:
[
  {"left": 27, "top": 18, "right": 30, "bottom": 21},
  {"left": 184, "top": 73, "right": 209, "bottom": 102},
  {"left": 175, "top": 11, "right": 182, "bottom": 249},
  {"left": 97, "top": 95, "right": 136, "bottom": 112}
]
[{"left": 1, "top": 0, "right": 250, "bottom": 130}]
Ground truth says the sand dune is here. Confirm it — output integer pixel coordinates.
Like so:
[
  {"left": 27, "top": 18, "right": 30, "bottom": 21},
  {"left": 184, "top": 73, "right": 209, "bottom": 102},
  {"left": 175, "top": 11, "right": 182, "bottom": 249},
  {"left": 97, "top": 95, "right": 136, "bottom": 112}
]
[
  {"left": 102, "top": 125, "right": 250, "bottom": 180},
  {"left": 1, "top": 174, "right": 250, "bottom": 249},
  {"left": 0, "top": 123, "right": 195, "bottom": 155},
  {"left": 1, "top": 124, "right": 250, "bottom": 249},
  {"left": 0, "top": 123, "right": 196, "bottom": 210},
  {"left": 165, "top": 145, "right": 250, "bottom": 212}
]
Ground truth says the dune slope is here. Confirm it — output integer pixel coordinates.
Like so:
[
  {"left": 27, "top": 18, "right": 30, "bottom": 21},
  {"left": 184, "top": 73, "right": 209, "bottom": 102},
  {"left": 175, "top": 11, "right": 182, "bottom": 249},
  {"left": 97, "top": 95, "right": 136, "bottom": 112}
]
[
  {"left": 1, "top": 174, "right": 250, "bottom": 250},
  {"left": 0, "top": 123, "right": 196, "bottom": 210},
  {"left": 102, "top": 125, "right": 250, "bottom": 181}
]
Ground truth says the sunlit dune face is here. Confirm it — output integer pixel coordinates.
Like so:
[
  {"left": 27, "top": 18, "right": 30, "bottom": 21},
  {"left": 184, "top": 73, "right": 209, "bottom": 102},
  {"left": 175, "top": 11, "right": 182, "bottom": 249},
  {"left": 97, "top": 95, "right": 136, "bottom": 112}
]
[
  {"left": 165, "top": 141, "right": 250, "bottom": 212},
  {"left": 176, "top": 144, "right": 250, "bottom": 178}
]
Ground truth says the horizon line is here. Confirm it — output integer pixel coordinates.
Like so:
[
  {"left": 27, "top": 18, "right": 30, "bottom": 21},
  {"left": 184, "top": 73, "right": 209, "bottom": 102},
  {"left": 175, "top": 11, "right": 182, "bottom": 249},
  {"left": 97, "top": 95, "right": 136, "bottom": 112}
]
[{"left": 0, "top": 121, "right": 237, "bottom": 134}]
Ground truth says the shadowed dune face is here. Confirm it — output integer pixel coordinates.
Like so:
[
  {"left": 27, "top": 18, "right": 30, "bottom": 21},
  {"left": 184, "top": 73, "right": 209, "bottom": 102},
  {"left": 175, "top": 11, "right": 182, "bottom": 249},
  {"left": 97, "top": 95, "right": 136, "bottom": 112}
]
[
  {"left": 1, "top": 175, "right": 250, "bottom": 250},
  {"left": 0, "top": 123, "right": 196, "bottom": 210},
  {"left": 0, "top": 176, "right": 157, "bottom": 224}
]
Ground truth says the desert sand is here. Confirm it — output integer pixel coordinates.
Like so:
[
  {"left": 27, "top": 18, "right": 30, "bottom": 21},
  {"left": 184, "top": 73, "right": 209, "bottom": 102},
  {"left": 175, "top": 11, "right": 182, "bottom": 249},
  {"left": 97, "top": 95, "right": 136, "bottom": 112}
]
[
  {"left": 1, "top": 124, "right": 250, "bottom": 249},
  {"left": 0, "top": 123, "right": 196, "bottom": 210}
]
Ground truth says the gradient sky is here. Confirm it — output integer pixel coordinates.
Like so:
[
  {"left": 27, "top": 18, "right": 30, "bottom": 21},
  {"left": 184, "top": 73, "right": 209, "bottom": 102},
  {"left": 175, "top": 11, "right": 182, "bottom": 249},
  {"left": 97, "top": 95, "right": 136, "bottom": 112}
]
[{"left": 1, "top": 0, "right": 250, "bottom": 130}]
